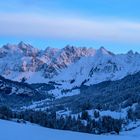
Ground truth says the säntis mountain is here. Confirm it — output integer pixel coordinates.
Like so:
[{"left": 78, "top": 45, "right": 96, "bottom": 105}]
[
  {"left": 0, "top": 42, "right": 140, "bottom": 98},
  {"left": 0, "top": 43, "right": 139, "bottom": 86}
]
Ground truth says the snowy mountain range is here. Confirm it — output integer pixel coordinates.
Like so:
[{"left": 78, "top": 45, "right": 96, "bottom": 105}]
[
  {"left": 0, "top": 42, "right": 140, "bottom": 98},
  {"left": 0, "top": 42, "right": 94, "bottom": 81}
]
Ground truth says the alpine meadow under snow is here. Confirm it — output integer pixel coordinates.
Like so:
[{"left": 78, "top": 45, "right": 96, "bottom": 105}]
[{"left": 0, "top": 119, "right": 140, "bottom": 140}]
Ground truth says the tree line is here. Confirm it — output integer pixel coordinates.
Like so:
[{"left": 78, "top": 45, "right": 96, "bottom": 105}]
[{"left": 0, "top": 106, "right": 122, "bottom": 134}]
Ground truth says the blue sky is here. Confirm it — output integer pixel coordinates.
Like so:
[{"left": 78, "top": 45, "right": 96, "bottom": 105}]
[{"left": 0, "top": 0, "right": 140, "bottom": 53}]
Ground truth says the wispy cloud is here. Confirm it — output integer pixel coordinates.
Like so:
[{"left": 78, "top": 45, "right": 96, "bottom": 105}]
[{"left": 0, "top": 13, "right": 140, "bottom": 43}]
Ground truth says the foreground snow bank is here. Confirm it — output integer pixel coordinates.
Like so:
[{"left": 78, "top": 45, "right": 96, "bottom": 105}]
[{"left": 0, "top": 119, "right": 139, "bottom": 140}]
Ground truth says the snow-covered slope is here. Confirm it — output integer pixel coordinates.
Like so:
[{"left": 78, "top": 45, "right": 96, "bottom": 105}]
[
  {"left": 0, "top": 75, "right": 45, "bottom": 108},
  {"left": 53, "top": 48, "right": 140, "bottom": 89},
  {"left": 0, "top": 75, "right": 36, "bottom": 96},
  {"left": 0, "top": 119, "right": 140, "bottom": 140}
]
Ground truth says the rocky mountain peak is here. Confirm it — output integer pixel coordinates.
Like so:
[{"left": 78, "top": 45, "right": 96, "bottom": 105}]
[
  {"left": 97, "top": 46, "right": 114, "bottom": 56},
  {"left": 18, "top": 42, "right": 39, "bottom": 56},
  {"left": 127, "top": 50, "right": 134, "bottom": 56}
]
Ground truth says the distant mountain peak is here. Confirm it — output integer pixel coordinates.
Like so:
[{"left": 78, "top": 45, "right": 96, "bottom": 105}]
[
  {"left": 18, "top": 41, "right": 34, "bottom": 50},
  {"left": 2, "top": 43, "right": 17, "bottom": 51},
  {"left": 97, "top": 46, "right": 114, "bottom": 56},
  {"left": 127, "top": 50, "right": 134, "bottom": 56},
  {"left": 18, "top": 41, "right": 26, "bottom": 46}
]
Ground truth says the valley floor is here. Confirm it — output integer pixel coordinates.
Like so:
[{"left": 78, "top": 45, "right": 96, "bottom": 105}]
[{"left": 0, "top": 119, "right": 139, "bottom": 140}]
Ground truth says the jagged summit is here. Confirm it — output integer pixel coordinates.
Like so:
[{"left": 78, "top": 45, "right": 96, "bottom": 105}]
[
  {"left": 127, "top": 50, "right": 140, "bottom": 55},
  {"left": 18, "top": 41, "right": 27, "bottom": 46},
  {"left": 2, "top": 43, "right": 17, "bottom": 51},
  {"left": 127, "top": 50, "right": 134, "bottom": 55},
  {"left": 0, "top": 42, "right": 113, "bottom": 57},
  {"left": 97, "top": 46, "right": 114, "bottom": 56},
  {"left": 18, "top": 41, "right": 32, "bottom": 50},
  {"left": 2, "top": 41, "right": 35, "bottom": 49}
]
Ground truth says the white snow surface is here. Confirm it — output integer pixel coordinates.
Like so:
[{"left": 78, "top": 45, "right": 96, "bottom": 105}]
[
  {"left": 0, "top": 119, "right": 140, "bottom": 140},
  {"left": 48, "top": 89, "right": 80, "bottom": 98}
]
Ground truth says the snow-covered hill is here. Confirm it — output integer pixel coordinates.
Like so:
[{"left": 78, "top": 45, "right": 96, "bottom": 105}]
[
  {"left": 1, "top": 42, "right": 140, "bottom": 98},
  {"left": 0, "top": 75, "right": 45, "bottom": 108},
  {"left": 0, "top": 119, "right": 140, "bottom": 140}
]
